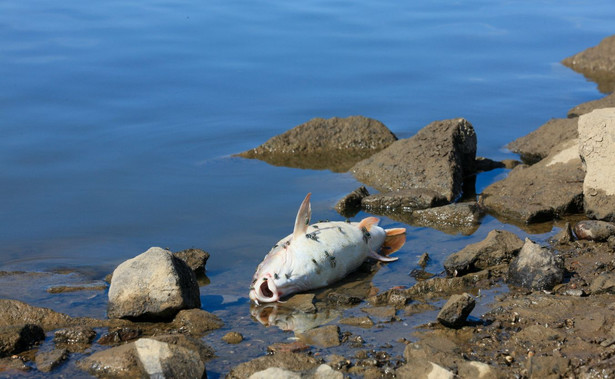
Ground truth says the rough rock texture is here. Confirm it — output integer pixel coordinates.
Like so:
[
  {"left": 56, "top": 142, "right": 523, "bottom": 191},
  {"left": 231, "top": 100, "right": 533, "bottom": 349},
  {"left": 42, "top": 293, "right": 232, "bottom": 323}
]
[
  {"left": 249, "top": 364, "right": 342, "bottom": 379},
  {"left": 395, "top": 360, "right": 454, "bottom": 379},
  {"left": 480, "top": 139, "right": 584, "bottom": 224},
  {"left": 574, "top": 220, "right": 615, "bottom": 241},
  {"left": 334, "top": 186, "right": 369, "bottom": 218},
  {"left": 227, "top": 352, "right": 320, "bottom": 379},
  {"left": 54, "top": 326, "right": 96, "bottom": 345},
  {"left": 506, "top": 118, "right": 578, "bottom": 164},
  {"left": 562, "top": 34, "right": 615, "bottom": 93},
  {"left": 222, "top": 332, "right": 243, "bottom": 344},
  {"left": 174, "top": 248, "right": 210, "bottom": 274},
  {"left": 437, "top": 293, "right": 476, "bottom": 328},
  {"left": 0, "top": 324, "right": 45, "bottom": 358},
  {"left": 35, "top": 348, "right": 68, "bottom": 372},
  {"left": 296, "top": 324, "right": 340, "bottom": 348},
  {"left": 444, "top": 230, "right": 524, "bottom": 276},
  {"left": 172, "top": 308, "right": 224, "bottom": 336},
  {"left": 508, "top": 238, "right": 564, "bottom": 291},
  {"left": 351, "top": 118, "right": 477, "bottom": 202},
  {"left": 0, "top": 299, "right": 91, "bottom": 331},
  {"left": 361, "top": 189, "right": 448, "bottom": 211},
  {"left": 107, "top": 247, "right": 201, "bottom": 320},
  {"left": 238, "top": 116, "right": 397, "bottom": 172},
  {"left": 578, "top": 108, "right": 615, "bottom": 221},
  {"left": 568, "top": 92, "right": 615, "bottom": 118},
  {"left": 409, "top": 202, "right": 484, "bottom": 236}
]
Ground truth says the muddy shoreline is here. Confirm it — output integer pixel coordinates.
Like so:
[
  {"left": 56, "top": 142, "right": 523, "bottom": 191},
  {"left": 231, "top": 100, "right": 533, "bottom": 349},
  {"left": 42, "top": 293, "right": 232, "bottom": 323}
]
[{"left": 2, "top": 36, "right": 615, "bottom": 378}]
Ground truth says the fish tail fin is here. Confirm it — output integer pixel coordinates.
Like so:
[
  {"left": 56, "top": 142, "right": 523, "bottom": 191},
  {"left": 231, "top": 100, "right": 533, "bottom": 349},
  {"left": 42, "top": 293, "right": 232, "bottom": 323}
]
[
  {"left": 293, "top": 193, "right": 312, "bottom": 239},
  {"left": 357, "top": 216, "right": 380, "bottom": 231},
  {"left": 380, "top": 228, "right": 406, "bottom": 256}
]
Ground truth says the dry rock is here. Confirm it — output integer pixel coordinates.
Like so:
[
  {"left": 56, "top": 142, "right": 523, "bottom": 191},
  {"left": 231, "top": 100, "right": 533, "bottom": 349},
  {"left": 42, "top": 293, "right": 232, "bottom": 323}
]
[
  {"left": 589, "top": 273, "right": 615, "bottom": 294},
  {"left": 174, "top": 248, "right": 210, "bottom": 274},
  {"left": 568, "top": 92, "right": 615, "bottom": 118},
  {"left": 562, "top": 34, "right": 615, "bottom": 93},
  {"left": 574, "top": 220, "right": 615, "bottom": 241},
  {"left": 437, "top": 293, "right": 476, "bottom": 328},
  {"left": 107, "top": 247, "right": 201, "bottom": 320},
  {"left": 351, "top": 118, "right": 476, "bottom": 202},
  {"left": 227, "top": 352, "right": 320, "bottom": 379},
  {"left": 548, "top": 222, "right": 574, "bottom": 245},
  {"left": 396, "top": 360, "right": 455, "bottom": 379},
  {"left": 507, "top": 118, "right": 578, "bottom": 164},
  {"left": 508, "top": 238, "right": 564, "bottom": 291},
  {"left": 578, "top": 108, "right": 615, "bottom": 221},
  {"left": 35, "top": 348, "right": 68, "bottom": 372},
  {"left": 173, "top": 308, "right": 224, "bottom": 336}
]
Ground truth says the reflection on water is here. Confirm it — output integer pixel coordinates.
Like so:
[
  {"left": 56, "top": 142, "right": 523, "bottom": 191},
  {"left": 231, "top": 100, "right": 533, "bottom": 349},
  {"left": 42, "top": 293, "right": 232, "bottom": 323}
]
[{"left": 251, "top": 303, "right": 341, "bottom": 334}]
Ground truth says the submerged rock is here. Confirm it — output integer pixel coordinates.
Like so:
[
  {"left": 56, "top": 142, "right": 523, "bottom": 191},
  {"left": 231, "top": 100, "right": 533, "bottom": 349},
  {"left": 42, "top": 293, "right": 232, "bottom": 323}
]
[
  {"left": 578, "top": 108, "right": 615, "bottom": 221},
  {"left": 238, "top": 116, "right": 397, "bottom": 172},
  {"left": 107, "top": 247, "right": 201, "bottom": 320},
  {"left": 437, "top": 293, "right": 476, "bottom": 328},
  {"left": 444, "top": 230, "right": 524, "bottom": 276},
  {"left": 507, "top": 118, "right": 578, "bottom": 164},
  {"left": 562, "top": 34, "right": 615, "bottom": 93},
  {"left": 351, "top": 118, "right": 476, "bottom": 202},
  {"left": 574, "top": 220, "right": 615, "bottom": 241},
  {"left": 508, "top": 238, "right": 564, "bottom": 291},
  {"left": 480, "top": 139, "right": 584, "bottom": 224}
]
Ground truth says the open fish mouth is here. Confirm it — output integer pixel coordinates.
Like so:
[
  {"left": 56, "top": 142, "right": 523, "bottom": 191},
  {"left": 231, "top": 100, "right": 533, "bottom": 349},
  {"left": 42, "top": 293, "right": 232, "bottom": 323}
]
[{"left": 249, "top": 277, "right": 280, "bottom": 304}]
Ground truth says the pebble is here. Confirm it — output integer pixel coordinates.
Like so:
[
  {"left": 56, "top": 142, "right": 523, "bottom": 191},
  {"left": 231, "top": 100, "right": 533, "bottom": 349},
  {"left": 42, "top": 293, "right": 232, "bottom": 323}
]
[{"left": 222, "top": 332, "right": 244, "bottom": 344}]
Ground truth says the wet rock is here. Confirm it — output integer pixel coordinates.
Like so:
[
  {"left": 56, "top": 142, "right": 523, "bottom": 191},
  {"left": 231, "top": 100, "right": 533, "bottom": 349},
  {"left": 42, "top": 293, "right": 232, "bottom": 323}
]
[
  {"left": 172, "top": 308, "right": 224, "bottom": 336},
  {"left": 589, "top": 273, "right": 615, "bottom": 294},
  {"left": 46, "top": 281, "right": 108, "bottom": 293},
  {"left": 562, "top": 34, "right": 615, "bottom": 93},
  {"left": 480, "top": 139, "right": 584, "bottom": 224},
  {"left": 568, "top": 92, "right": 615, "bottom": 118},
  {"left": 444, "top": 230, "right": 524, "bottom": 276},
  {"left": 548, "top": 222, "right": 574, "bottom": 245},
  {"left": 54, "top": 326, "right": 96, "bottom": 345},
  {"left": 410, "top": 202, "right": 484, "bottom": 235},
  {"left": 0, "top": 356, "right": 30, "bottom": 372},
  {"left": 35, "top": 348, "right": 68, "bottom": 372},
  {"left": 508, "top": 238, "right": 564, "bottom": 291},
  {"left": 77, "top": 336, "right": 208, "bottom": 378},
  {"left": 152, "top": 334, "right": 215, "bottom": 362},
  {"left": 267, "top": 341, "right": 310, "bottom": 354},
  {"left": 418, "top": 252, "right": 430, "bottom": 267},
  {"left": 507, "top": 118, "right": 578, "bottom": 164},
  {"left": 475, "top": 157, "right": 505, "bottom": 172},
  {"left": 351, "top": 118, "right": 476, "bottom": 202},
  {"left": 296, "top": 324, "right": 340, "bottom": 348},
  {"left": 282, "top": 293, "right": 316, "bottom": 314},
  {"left": 578, "top": 108, "right": 615, "bottom": 221},
  {"left": 174, "top": 248, "right": 210, "bottom": 274},
  {"left": 98, "top": 327, "right": 141, "bottom": 345},
  {"left": 0, "top": 324, "right": 45, "bottom": 357},
  {"left": 361, "top": 189, "right": 448, "bottom": 211},
  {"left": 574, "top": 220, "right": 615, "bottom": 241},
  {"left": 222, "top": 332, "right": 243, "bottom": 344},
  {"left": 227, "top": 352, "right": 320, "bottom": 379},
  {"left": 326, "top": 292, "right": 362, "bottom": 306},
  {"left": 238, "top": 116, "right": 397, "bottom": 172},
  {"left": 362, "top": 306, "right": 396, "bottom": 322},
  {"left": 0, "top": 299, "right": 92, "bottom": 331},
  {"left": 396, "top": 360, "right": 454, "bottom": 379},
  {"left": 437, "top": 293, "right": 476, "bottom": 328},
  {"left": 403, "top": 336, "right": 462, "bottom": 372},
  {"left": 107, "top": 247, "right": 201, "bottom": 320},
  {"left": 339, "top": 316, "right": 374, "bottom": 328},
  {"left": 335, "top": 186, "right": 369, "bottom": 217}
]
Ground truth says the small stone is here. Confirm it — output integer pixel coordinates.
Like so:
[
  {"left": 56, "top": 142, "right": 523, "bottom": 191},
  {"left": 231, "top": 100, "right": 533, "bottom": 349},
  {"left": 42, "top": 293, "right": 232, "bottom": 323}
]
[
  {"left": 548, "top": 222, "right": 574, "bottom": 245},
  {"left": 222, "top": 332, "right": 243, "bottom": 344},
  {"left": 335, "top": 186, "right": 369, "bottom": 217},
  {"left": 361, "top": 306, "right": 396, "bottom": 322},
  {"left": 98, "top": 327, "right": 141, "bottom": 345},
  {"left": 418, "top": 252, "right": 430, "bottom": 267},
  {"left": 508, "top": 238, "right": 564, "bottom": 291},
  {"left": 54, "top": 326, "right": 96, "bottom": 345},
  {"left": 35, "top": 349, "right": 68, "bottom": 372},
  {"left": 574, "top": 220, "right": 615, "bottom": 241},
  {"left": 437, "top": 293, "right": 476, "bottom": 328},
  {"left": 326, "top": 292, "right": 362, "bottom": 306},
  {"left": 267, "top": 341, "right": 310, "bottom": 354},
  {"left": 339, "top": 316, "right": 374, "bottom": 328},
  {"left": 174, "top": 248, "right": 210, "bottom": 273},
  {"left": 297, "top": 325, "right": 340, "bottom": 348}
]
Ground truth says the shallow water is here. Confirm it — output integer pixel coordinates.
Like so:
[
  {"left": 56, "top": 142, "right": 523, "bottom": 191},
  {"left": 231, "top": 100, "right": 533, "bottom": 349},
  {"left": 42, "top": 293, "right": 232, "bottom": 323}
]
[{"left": 1, "top": 0, "right": 615, "bottom": 376}]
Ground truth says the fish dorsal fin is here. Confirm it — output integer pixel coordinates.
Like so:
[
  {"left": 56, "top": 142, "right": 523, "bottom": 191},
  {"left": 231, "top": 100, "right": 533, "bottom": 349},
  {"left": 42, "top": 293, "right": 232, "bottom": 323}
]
[
  {"left": 357, "top": 217, "right": 380, "bottom": 231},
  {"left": 293, "top": 193, "right": 312, "bottom": 239}
]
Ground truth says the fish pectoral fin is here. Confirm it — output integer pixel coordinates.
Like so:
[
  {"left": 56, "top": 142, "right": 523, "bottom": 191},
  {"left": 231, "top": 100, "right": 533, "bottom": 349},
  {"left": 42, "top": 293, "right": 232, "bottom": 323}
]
[
  {"left": 293, "top": 193, "right": 312, "bottom": 240},
  {"left": 368, "top": 249, "right": 398, "bottom": 262},
  {"left": 358, "top": 216, "right": 380, "bottom": 231},
  {"left": 381, "top": 228, "right": 407, "bottom": 256}
]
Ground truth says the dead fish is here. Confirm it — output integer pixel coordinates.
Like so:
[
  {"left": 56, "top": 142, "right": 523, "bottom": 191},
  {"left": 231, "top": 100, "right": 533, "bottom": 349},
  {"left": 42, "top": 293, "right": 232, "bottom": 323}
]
[{"left": 249, "top": 193, "right": 406, "bottom": 304}]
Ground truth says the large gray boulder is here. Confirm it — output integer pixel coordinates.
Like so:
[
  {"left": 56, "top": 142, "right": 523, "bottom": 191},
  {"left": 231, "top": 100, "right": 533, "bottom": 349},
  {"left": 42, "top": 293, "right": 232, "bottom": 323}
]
[
  {"left": 351, "top": 118, "right": 476, "bottom": 202},
  {"left": 562, "top": 34, "right": 615, "bottom": 93},
  {"left": 480, "top": 139, "right": 584, "bottom": 223},
  {"left": 506, "top": 118, "right": 578, "bottom": 164},
  {"left": 108, "top": 247, "right": 201, "bottom": 320},
  {"left": 508, "top": 238, "right": 564, "bottom": 291},
  {"left": 578, "top": 108, "right": 615, "bottom": 221},
  {"left": 238, "top": 116, "right": 397, "bottom": 172}
]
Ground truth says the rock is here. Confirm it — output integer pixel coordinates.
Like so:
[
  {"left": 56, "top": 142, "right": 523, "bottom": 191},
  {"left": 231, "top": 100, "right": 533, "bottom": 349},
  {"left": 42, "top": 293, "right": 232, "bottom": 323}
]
[
  {"left": 310, "top": 364, "right": 343, "bottom": 379},
  {"left": 437, "top": 293, "right": 476, "bottom": 328},
  {"left": 361, "top": 306, "right": 396, "bottom": 322},
  {"left": 0, "top": 324, "right": 45, "bottom": 358},
  {"left": 152, "top": 334, "right": 215, "bottom": 362},
  {"left": 589, "top": 273, "right": 615, "bottom": 294},
  {"left": 508, "top": 238, "right": 564, "bottom": 291},
  {"left": 562, "top": 34, "right": 615, "bottom": 93},
  {"left": 351, "top": 118, "right": 476, "bottom": 202},
  {"left": 174, "top": 248, "right": 210, "bottom": 274},
  {"left": 418, "top": 252, "right": 430, "bottom": 267},
  {"left": 107, "top": 247, "right": 201, "bottom": 320},
  {"left": 35, "top": 348, "right": 68, "bottom": 372},
  {"left": 403, "top": 336, "right": 462, "bottom": 374},
  {"left": 54, "top": 326, "right": 96, "bottom": 345},
  {"left": 338, "top": 316, "right": 374, "bottom": 328},
  {"left": 409, "top": 202, "right": 484, "bottom": 235},
  {"left": 222, "top": 332, "right": 243, "bottom": 344},
  {"left": 238, "top": 116, "right": 397, "bottom": 172},
  {"left": 249, "top": 367, "right": 301, "bottom": 379},
  {"left": 0, "top": 299, "right": 88, "bottom": 331},
  {"left": 77, "top": 336, "right": 208, "bottom": 378},
  {"left": 507, "top": 118, "right": 578, "bottom": 164},
  {"left": 548, "top": 222, "right": 574, "bottom": 245},
  {"left": 574, "top": 220, "right": 615, "bottom": 241},
  {"left": 282, "top": 293, "right": 316, "bottom": 314},
  {"left": 444, "top": 230, "right": 524, "bottom": 276},
  {"left": 172, "top": 308, "right": 224, "bottom": 336},
  {"left": 326, "top": 292, "right": 362, "bottom": 306},
  {"left": 98, "top": 327, "right": 141, "bottom": 345},
  {"left": 296, "top": 325, "right": 340, "bottom": 348},
  {"left": 458, "top": 361, "right": 502, "bottom": 378},
  {"left": 267, "top": 341, "right": 310, "bottom": 354},
  {"left": 475, "top": 157, "right": 505, "bottom": 172},
  {"left": 0, "top": 356, "right": 30, "bottom": 372},
  {"left": 578, "top": 108, "right": 615, "bottom": 221},
  {"left": 227, "top": 352, "right": 320, "bottom": 379},
  {"left": 527, "top": 355, "right": 571, "bottom": 378},
  {"left": 335, "top": 186, "right": 369, "bottom": 217},
  {"left": 396, "top": 360, "right": 454, "bottom": 379},
  {"left": 404, "top": 269, "right": 493, "bottom": 299},
  {"left": 480, "top": 139, "right": 584, "bottom": 224},
  {"left": 568, "top": 92, "right": 615, "bottom": 118},
  {"left": 47, "top": 281, "right": 108, "bottom": 293},
  {"left": 361, "top": 189, "right": 448, "bottom": 211}
]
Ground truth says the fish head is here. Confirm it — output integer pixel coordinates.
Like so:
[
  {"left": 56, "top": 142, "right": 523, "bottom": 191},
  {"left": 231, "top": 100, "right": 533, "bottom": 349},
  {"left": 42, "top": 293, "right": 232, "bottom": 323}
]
[{"left": 249, "top": 243, "right": 292, "bottom": 304}]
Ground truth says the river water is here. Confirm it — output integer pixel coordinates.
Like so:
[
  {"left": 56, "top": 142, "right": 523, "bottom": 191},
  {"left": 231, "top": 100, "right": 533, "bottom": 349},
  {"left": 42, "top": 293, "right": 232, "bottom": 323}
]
[{"left": 1, "top": 0, "right": 614, "bottom": 376}]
